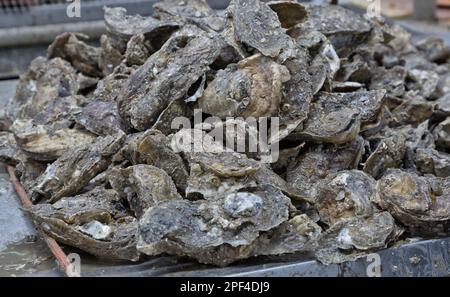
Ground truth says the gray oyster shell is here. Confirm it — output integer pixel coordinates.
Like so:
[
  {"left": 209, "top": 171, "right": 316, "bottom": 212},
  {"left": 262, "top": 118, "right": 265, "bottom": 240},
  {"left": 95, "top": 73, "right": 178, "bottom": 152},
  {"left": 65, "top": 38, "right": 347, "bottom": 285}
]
[
  {"left": 286, "top": 137, "right": 364, "bottom": 202},
  {"left": 137, "top": 185, "right": 294, "bottom": 266},
  {"left": 32, "top": 133, "right": 125, "bottom": 203},
  {"left": 315, "top": 212, "right": 403, "bottom": 265},
  {"left": 376, "top": 169, "right": 450, "bottom": 235},
  {"left": 25, "top": 187, "right": 139, "bottom": 261},
  {"left": 197, "top": 54, "right": 290, "bottom": 119},
  {"left": 109, "top": 165, "right": 182, "bottom": 218},
  {"left": 117, "top": 27, "right": 228, "bottom": 130},
  {"left": 314, "top": 170, "right": 377, "bottom": 226},
  {"left": 226, "top": 0, "right": 294, "bottom": 58}
]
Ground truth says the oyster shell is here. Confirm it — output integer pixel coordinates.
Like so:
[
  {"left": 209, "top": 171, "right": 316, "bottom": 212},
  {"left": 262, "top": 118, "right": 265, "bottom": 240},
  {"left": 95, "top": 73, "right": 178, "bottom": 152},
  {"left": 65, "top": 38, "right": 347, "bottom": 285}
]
[
  {"left": 0, "top": 132, "right": 20, "bottom": 165},
  {"left": 48, "top": 32, "right": 102, "bottom": 77},
  {"left": 370, "top": 66, "right": 406, "bottom": 98},
  {"left": 376, "top": 169, "right": 450, "bottom": 235},
  {"left": 109, "top": 165, "right": 182, "bottom": 218},
  {"left": 137, "top": 185, "right": 293, "bottom": 266},
  {"left": 390, "top": 95, "right": 433, "bottom": 126},
  {"left": 15, "top": 154, "right": 47, "bottom": 194},
  {"left": 267, "top": 1, "right": 308, "bottom": 29},
  {"left": 117, "top": 27, "right": 227, "bottom": 130},
  {"left": 314, "top": 170, "right": 377, "bottom": 226},
  {"left": 153, "top": 0, "right": 224, "bottom": 32},
  {"left": 32, "top": 133, "right": 125, "bottom": 203},
  {"left": 278, "top": 45, "right": 313, "bottom": 134},
  {"left": 113, "top": 129, "right": 188, "bottom": 192},
  {"left": 93, "top": 63, "right": 136, "bottom": 102},
  {"left": 72, "top": 100, "right": 129, "bottom": 136},
  {"left": 104, "top": 6, "right": 178, "bottom": 53},
  {"left": 286, "top": 137, "right": 365, "bottom": 202},
  {"left": 407, "top": 69, "right": 439, "bottom": 99},
  {"left": 226, "top": 0, "right": 294, "bottom": 58},
  {"left": 295, "top": 4, "right": 372, "bottom": 57},
  {"left": 416, "top": 36, "right": 450, "bottom": 63},
  {"left": 6, "top": 57, "right": 79, "bottom": 121},
  {"left": 152, "top": 99, "right": 193, "bottom": 135},
  {"left": 291, "top": 91, "right": 383, "bottom": 144},
  {"left": 413, "top": 148, "right": 450, "bottom": 178},
  {"left": 315, "top": 212, "right": 403, "bottom": 264},
  {"left": 197, "top": 54, "right": 290, "bottom": 119},
  {"left": 434, "top": 117, "right": 450, "bottom": 150},
  {"left": 99, "top": 34, "right": 123, "bottom": 76},
  {"left": 25, "top": 187, "right": 139, "bottom": 261},
  {"left": 322, "top": 91, "right": 386, "bottom": 125},
  {"left": 124, "top": 34, "right": 150, "bottom": 66},
  {"left": 434, "top": 93, "right": 450, "bottom": 118},
  {"left": 185, "top": 150, "right": 293, "bottom": 200},
  {"left": 11, "top": 119, "right": 96, "bottom": 162},
  {"left": 363, "top": 134, "right": 406, "bottom": 179}
]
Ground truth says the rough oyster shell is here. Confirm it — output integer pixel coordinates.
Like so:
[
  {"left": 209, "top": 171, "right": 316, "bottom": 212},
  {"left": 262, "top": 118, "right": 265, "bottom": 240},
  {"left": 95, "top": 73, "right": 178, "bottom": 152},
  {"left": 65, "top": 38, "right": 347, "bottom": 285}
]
[
  {"left": 11, "top": 119, "right": 96, "bottom": 162},
  {"left": 267, "top": 1, "right": 308, "bottom": 29},
  {"left": 434, "top": 117, "right": 450, "bottom": 150},
  {"left": 291, "top": 91, "right": 384, "bottom": 144},
  {"left": 113, "top": 129, "right": 188, "bottom": 192},
  {"left": 32, "top": 133, "right": 125, "bottom": 203},
  {"left": 414, "top": 148, "right": 450, "bottom": 178},
  {"left": 137, "top": 185, "right": 293, "bottom": 266},
  {"left": 48, "top": 32, "right": 102, "bottom": 77},
  {"left": 6, "top": 57, "right": 79, "bottom": 121},
  {"left": 0, "top": 132, "right": 20, "bottom": 165},
  {"left": 286, "top": 137, "right": 364, "bottom": 202},
  {"left": 363, "top": 134, "right": 407, "bottom": 179},
  {"left": 25, "top": 187, "right": 139, "bottom": 261},
  {"left": 197, "top": 54, "right": 290, "bottom": 119},
  {"left": 226, "top": 0, "right": 294, "bottom": 58},
  {"left": 117, "top": 27, "right": 227, "bottom": 130},
  {"left": 109, "top": 165, "right": 182, "bottom": 218},
  {"left": 315, "top": 212, "right": 403, "bottom": 265},
  {"left": 314, "top": 170, "right": 377, "bottom": 226},
  {"left": 185, "top": 150, "right": 294, "bottom": 200},
  {"left": 72, "top": 100, "right": 129, "bottom": 136},
  {"left": 376, "top": 169, "right": 450, "bottom": 235}
]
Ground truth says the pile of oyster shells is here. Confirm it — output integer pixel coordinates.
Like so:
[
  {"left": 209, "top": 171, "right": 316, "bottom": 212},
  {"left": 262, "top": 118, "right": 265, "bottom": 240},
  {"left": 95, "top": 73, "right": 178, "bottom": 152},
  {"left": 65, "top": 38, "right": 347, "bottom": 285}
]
[{"left": 1, "top": 0, "right": 450, "bottom": 266}]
